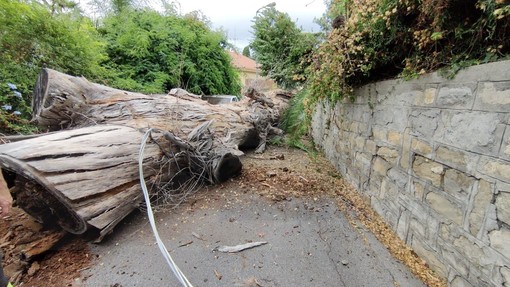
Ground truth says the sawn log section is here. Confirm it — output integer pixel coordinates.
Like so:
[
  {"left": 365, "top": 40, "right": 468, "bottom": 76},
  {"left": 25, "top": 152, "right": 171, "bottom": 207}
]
[{"left": 0, "top": 69, "right": 288, "bottom": 240}]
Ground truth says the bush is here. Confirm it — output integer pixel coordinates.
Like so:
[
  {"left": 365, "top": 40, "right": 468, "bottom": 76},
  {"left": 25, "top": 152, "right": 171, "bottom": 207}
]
[
  {"left": 99, "top": 9, "right": 241, "bottom": 95},
  {"left": 0, "top": 0, "right": 106, "bottom": 134},
  {"left": 309, "top": 0, "right": 510, "bottom": 102}
]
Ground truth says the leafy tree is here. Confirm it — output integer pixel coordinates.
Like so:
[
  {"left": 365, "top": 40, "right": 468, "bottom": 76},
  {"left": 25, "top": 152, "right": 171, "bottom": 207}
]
[
  {"left": 99, "top": 8, "right": 241, "bottom": 95},
  {"left": 250, "top": 7, "right": 318, "bottom": 89},
  {"left": 242, "top": 46, "right": 251, "bottom": 58},
  {"left": 0, "top": 0, "right": 106, "bottom": 133}
]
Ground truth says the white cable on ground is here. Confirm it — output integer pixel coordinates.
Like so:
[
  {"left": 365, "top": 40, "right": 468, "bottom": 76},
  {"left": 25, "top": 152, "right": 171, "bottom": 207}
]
[{"left": 139, "top": 128, "right": 194, "bottom": 287}]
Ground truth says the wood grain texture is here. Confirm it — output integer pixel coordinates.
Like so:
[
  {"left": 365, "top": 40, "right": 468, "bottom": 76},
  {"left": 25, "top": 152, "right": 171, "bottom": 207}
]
[
  {"left": 0, "top": 68, "right": 288, "bottom": 240},
  {"left": 0, "top": 125, "right": 161, "bottom": 236}
]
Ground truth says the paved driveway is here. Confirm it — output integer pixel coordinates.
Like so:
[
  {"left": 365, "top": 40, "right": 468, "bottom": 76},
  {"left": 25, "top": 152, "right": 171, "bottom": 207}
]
[{"left": 82, "top": 189, "right": 424, "bottom": 287}]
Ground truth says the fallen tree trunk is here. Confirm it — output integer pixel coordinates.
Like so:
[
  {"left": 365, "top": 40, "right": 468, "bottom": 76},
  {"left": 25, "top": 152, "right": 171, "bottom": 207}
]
[
  {"left": 0, "top": 68, "right": 288, "bottom": 240},
  {"left": 32, "top": 68, "right": 287, "bottom": 154},
  {"left": 0, "top": 125, "right": 164, "bottom": 238}
]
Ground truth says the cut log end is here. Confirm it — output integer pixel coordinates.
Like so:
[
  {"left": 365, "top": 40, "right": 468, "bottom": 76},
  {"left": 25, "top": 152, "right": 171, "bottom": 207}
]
[
  {"left": 213, "top": 153, "right": 242, "bottom": 183},
  {"left": 14, "top": 176, "right": 87, "bottom": 234}
]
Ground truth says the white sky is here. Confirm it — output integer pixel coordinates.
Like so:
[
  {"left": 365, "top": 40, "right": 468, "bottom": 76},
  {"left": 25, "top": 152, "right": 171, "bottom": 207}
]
[{"left": 174, "top": 0, "right": 326, "bottom": 50}]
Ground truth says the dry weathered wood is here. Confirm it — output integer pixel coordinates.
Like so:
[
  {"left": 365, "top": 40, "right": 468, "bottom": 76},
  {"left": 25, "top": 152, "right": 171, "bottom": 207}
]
[
  {"left": 0, "top": 125, "right": 163, "bottom": 238},
  {"left": 0, "top": 68, "right": 287, "bottom": 240},
  {"left": 20, "top": 230, "right": 67, "bottom": 261},
  {"left": 32, "top": 68, "right": 287, "bottom": 155}
]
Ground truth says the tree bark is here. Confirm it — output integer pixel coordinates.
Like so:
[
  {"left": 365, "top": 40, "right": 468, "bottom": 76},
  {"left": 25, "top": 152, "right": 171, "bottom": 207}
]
[
  {"left": 32, "top": 68, "right": 287, "bottom": 155},
  {"left": 0, "top": 125, "right": 164, "bottom": 239},
  {"left": 0, "top": 68, "right": 287, "bottom": 240}
]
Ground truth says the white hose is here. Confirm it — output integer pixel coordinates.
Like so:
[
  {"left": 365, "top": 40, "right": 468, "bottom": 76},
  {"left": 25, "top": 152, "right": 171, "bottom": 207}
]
[{"left": 138, "top": 128, "right": 194, "bottom": 287}]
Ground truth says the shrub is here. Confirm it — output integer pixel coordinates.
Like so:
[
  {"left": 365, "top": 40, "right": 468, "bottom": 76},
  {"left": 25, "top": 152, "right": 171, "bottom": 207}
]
[
  {"left": 309, "top": 0, "right": 510, "bottom": 102},
  {"left": 99, "top": 9, "right": 241, "bottom": 95}
]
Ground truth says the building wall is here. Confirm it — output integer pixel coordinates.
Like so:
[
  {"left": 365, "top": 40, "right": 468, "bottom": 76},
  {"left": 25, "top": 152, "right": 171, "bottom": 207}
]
[
  {"left": 311, "top": 60, "right": 510, "bottom": 287},
  {"left": 238, "top": 70, "right": 276, "bottom": 91}
]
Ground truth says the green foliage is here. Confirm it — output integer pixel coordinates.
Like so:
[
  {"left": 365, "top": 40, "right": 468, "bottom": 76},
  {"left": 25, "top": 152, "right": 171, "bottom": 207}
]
[
  {"left": 280, "top": 89, "right": 314, "bottom": 151},
  {"left": 0, "top": 0, "right": 105, "bottom": 134},
  {"left": 100, "top": 9, "right": 241, "bottom": 95},
  {"left": 309, "top": 0, "right": 510, "bottom": 102},
  {"left": 242, "top": 46, "right": 251, "bottom": 58},
  {"left": 251, "top": 7, "right": 318, "bottom": 89},
  {"left": 0, "top": 83, "right": 38, "bottom": 134}
]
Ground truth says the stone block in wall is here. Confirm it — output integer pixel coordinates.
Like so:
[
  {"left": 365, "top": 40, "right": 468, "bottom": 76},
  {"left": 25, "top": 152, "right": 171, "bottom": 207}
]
[
  {"left": 436, "top": 83, "right": 477, "bottom": 109},
  {"left": 387, "top": 130, "right": 402, "bottom": 146},
  {"left": 371, "top": 197, "right": 399, "bottom": 229},
  {"left": 501, "top": 125, "right": 510, "bottom": 161},
  {"left": 373, "top": 105, "right": 408, "bottom": 131},
  {"left": 380, "top": 178, "right": 398, "bottom": 200},
  {"left": 400, "top": 128, "right": 412, "bottom": 170},
  {"left": 377, "top": 146, "right": 399, "bottom": 164},
  {"left": 409, "top": 108, "right": 440, "bottom": 138},
  {"left": 452, "top": 236, "right": 489, "bottom": 271},
  {"left": 410, "top": 217, "right": 426, "bottom": 238},
  {"left": 411, "top": 138, "right": 433, "bottom": 156},
  {"left": 495, "top": 191, "right": 510, "bottom": 226},
  {"left": 474, "top": 81, "right": 510, "bottom": 112},
  {"left": 413, "top": 180, "right": 425, "bottom": 200},
  {"left": 386, "top": 169, "right": 407, "bottom": 192},
  {"left": 451, "top": 276, "right": 474, "bottom": 287},
  {"left": 372, "top": 156, "right": 391, "bottom": 177},
  {"left": 426, "top": 192, "right": 463, "bottom": 225},
  {"left": 372, "top": 127, "right": 386, "bottom": 142},
  {"left": 354, "top": 136, "right": 365, "bottom": 151},
  {"left": 478, "top": 157, "right": 510, "bottom": 182},
  {"left": 364, "top": 139, "right": 377, "bottom": 155},
  {"left": 358, "top": 122, "right": 370, "bottom": 136},
  {"left": 353, "top": 83, "right": 375, "bottom": 104},
  {"left": 352, "top": 105, "right": 373, "bottom": 124},
  {"left": 489, "top": 227, "right": 510, "bottom": 258},
  {"left": 411, "top": 237, "right": 448, "bottom": 277},
  {"left": 398, "top": 193, "right": 428, "bottom": 222},
  {"left": 443, "top": 169, "right": 475, "bottom": 202},
  {"left": 436, "top": 110, "right": 506, "bottom": 156},
  {"left": 354, "top": 152, "right": 372, "bottom": 175},
  {"left": 435, "top": 145, "right": 479, "bottom": 174},
  {"left": 413, "top": 156, "right": 444, "bottom": 188},
  {"left": 349, "top": 121, "right": 359, "bottom": 133},
  {"left": 469, "top": 180, "right": 493, "bottom": 237},
  {"left": 375, "top": 80, "right": 419, "bottom": 106},
  {"left": 396, "top": 210, "right": 410, "bottom": 241},
  {"left": 441, "top": 244, "right": 470, "bottom": 278},
  {"left": 414, "top": 85, "right": 438, "bottom": 106},
  {"left": 501, "top": 266, "right": 510, "bottom": 287}
]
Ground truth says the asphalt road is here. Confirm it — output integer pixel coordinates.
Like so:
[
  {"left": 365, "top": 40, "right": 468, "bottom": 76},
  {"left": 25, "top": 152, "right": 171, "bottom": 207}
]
[{"left": 81, "top": 189, "right": 425, "bottom": 287}]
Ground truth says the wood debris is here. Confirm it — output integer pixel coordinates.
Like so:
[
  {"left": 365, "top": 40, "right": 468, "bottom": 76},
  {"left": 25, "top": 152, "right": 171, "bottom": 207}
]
[{"left": 214, "top": 241, "right": 268, "bottom": 253}]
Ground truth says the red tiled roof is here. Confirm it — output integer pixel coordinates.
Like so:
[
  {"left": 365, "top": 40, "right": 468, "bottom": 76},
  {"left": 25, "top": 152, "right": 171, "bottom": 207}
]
[{"left": 227, "top": 51, "right": 258, "bottom": 73}]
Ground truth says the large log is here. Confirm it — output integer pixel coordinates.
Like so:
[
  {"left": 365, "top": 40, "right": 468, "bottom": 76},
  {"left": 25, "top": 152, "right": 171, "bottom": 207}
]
[
  {"left": 32, "top": 68, "right": 287, "bottom": 154},
  {"left": 0, "top": 125, "right": 164, "bottom": 238},
  {"left": 0, "top": 69, "right": 287, "bottom": 240}
]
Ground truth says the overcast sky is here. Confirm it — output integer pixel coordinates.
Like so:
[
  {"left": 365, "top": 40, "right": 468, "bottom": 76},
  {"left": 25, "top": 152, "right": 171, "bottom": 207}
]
[{"left": 174, "top": 0, "right": 326, "bottom": 50}]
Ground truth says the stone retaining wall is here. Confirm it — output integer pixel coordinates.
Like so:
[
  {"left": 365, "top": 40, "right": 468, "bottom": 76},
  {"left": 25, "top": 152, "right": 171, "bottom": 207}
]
[{"left": 311, "top": 60, "right": 510, "bottom": 287}]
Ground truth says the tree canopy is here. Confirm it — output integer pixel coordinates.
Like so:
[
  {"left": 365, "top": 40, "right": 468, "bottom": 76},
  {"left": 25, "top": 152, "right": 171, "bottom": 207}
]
[
  {"left": 99, "top": 9, "right": 241, "bottom": 95},
  {"left": 250, "top": 7, "right": 318, "bottom": 89}
]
